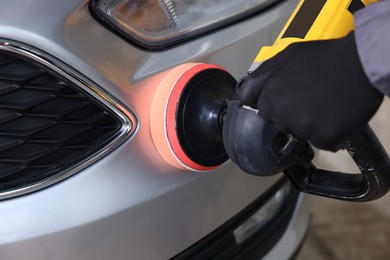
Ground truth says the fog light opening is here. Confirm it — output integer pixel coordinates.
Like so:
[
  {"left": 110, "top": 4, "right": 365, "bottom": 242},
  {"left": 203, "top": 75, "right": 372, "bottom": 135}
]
[{"left": 233, "top": 183, "right": 291, "bottom": 245}]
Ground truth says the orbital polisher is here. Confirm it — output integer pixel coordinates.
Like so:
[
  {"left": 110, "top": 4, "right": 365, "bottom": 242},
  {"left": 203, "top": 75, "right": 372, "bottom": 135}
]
[{"left": 149, "top": 0, "right": 390, "bottom": 201}]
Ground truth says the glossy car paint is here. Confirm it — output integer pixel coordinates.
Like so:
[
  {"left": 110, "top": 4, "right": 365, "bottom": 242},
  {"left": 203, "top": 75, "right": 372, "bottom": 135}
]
[{"left": 0, "top": 0, "right": 308, "bottom": 259}]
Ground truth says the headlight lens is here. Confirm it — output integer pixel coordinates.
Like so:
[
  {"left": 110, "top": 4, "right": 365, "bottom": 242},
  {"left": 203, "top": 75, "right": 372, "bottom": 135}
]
[{"left": 91, "top": 0, "right": 279, "bottom": 48}]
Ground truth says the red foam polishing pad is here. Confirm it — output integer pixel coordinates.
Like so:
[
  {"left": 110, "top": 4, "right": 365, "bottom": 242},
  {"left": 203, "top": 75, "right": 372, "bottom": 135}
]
[{"left": 150, "top": 63, "right": 235, "bottom": 171}]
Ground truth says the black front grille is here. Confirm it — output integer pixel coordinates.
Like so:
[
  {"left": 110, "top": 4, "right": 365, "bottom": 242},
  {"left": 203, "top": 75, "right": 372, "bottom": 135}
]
[{"left": 0, "top": 51, "right": 122, "bottom": 196}]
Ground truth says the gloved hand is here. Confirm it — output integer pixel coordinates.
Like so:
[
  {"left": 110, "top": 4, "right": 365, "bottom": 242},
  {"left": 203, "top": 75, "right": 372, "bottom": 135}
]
[{"left": 237, "top": 32, "right": 383, "bottom": 151}]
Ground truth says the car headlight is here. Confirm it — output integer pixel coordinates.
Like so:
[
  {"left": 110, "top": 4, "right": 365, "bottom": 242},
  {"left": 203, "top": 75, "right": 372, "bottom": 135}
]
[{"left": 90, "top": 0, "right": 280, "bottom": 49}]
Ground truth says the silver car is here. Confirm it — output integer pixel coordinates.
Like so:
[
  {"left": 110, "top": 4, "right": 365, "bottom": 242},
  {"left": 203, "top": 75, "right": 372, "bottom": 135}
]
[{"left": 0, "top": 0, "right": 309, "bottom": 259}]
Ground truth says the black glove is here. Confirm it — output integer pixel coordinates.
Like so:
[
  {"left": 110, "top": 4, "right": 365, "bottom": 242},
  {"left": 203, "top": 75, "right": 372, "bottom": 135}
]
[{"left": 237, "top": 32, "right": 383, "bottom": 151}]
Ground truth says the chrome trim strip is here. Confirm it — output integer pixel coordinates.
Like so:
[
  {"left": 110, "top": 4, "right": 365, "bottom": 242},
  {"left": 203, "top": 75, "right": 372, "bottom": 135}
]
[{"left": 0, "top": 39, "right": 137, "bottom": 200}]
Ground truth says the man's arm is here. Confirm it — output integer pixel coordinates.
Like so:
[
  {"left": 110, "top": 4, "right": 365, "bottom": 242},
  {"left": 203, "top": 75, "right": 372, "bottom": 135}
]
[{"left": 355, "top": 0, "right": 390, "bottom": 96}]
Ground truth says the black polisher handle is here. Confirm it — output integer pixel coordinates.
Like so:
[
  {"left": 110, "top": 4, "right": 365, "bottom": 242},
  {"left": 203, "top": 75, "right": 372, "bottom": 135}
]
[
  {"left": 223, "top": 101, "right": 390, "bottom": 201},
  {"left": 284, "top": 125, "right": 390, "bottom": 202}
]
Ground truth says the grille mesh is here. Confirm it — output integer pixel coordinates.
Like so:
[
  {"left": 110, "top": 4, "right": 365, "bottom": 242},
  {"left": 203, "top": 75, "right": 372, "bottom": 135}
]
[{"left": 0, "top": 51, "right": 121, "bottom": 195}]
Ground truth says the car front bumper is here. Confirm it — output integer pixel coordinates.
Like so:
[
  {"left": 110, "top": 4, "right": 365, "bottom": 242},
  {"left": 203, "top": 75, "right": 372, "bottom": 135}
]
[{"left": 0, "top": 0, "right": 308, "bottom": 259}]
